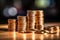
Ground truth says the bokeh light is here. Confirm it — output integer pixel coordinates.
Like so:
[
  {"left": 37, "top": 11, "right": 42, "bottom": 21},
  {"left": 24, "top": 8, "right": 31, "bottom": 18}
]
[
  {"left": 49, "top": 8, "right": 57, "bottom": 15},
  {"left": 8, "top": 7, "right": 17, "bottom": 16},
  {"left": 35, "top": 0, "right": 50, "bottom": 8},
  {"left": 3, "top": 7, "right": 10, "bottom": 17},
  {"left": 44, "top": 7, "right": 57, "bottom": 16},
  {"left": 13, "top": 0, "right": 22, "bottom": 9}
]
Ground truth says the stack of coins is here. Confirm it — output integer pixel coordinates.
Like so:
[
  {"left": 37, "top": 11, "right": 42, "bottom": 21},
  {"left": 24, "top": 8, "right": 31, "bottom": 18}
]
[
  {"left": 8, "top": 19, "right": 16, "bottom": 31},
  {"left": 39, "top": 10, "right": 44, "bottom": 30},
  {"left": 17, "top": 16, "right": 26, "bottom": 32},
  {"left": 27, "top": 10, "right": 36, "bottom": 31},
  {"left": 35, "top": 10, "right": 39, "bottom": 30},
  {"left": 35, "top": 10, "right": 44, "bottom": 30}
]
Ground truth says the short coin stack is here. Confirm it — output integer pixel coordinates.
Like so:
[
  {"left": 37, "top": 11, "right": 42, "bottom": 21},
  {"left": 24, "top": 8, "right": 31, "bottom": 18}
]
[
  {"left": 17, "top": 16, "right": 26, "bottom": 32},
  {"left": 8, "top": 19, "right": 16, "bottom": 31}
]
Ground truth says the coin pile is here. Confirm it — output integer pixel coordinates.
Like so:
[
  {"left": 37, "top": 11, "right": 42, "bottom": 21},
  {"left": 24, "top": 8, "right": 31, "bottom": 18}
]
[
  {"left": 8, "top": 19, "right": 16, "bottom": 31},
  {"left": 55, "top": 26, "right": 59, "bottom": 37},
  {"left": 17, "top": 16, "right": 26, "bottom": 32},
  {"left": 50, "top": 27, "right": 54, "bottom": 33}
]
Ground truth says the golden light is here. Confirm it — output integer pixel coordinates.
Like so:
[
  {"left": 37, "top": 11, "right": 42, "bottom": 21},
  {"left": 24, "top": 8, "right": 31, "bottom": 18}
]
[
  {"left": 44, "top": 33, "right": 47, "bottom": 35},
  {"left": 44, "top": 33, "right": 48, "bottom": 38},
  {"left": 46, "top": 30, "right": 49, "bottom": 33},
  {"left": 50, "top": 27, "right": 54, "bottom": 33},
  {"left": 23, "top": 34, "right": 26, "bottom": 40},
  {"left": 13, "top": 31, "right": 16, "bottom": 40},
  {"left": 40, "top": 35, "right": 44, "bottom": 40},
  {"left": 32, "top": 32, "right": 35, "bottom": 40},
  {"left": 41, "top": 32, "right": 44, "bottom": 34},
  {"left": 0, "top": 24, "right": 8, "bottom": 28},
  {"left": 13, "top": 21, "right": 16, "bottom": 40},
  {"left": 51, "top": 34, "right": 54, "bottom": 39},
  {"left": 56, "top": 26, "right": 59, "bottom": 37}
]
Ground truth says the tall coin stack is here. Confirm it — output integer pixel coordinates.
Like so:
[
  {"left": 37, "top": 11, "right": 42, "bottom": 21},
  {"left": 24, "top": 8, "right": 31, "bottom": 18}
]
[
  {"left": 8, "top": 19, "right": 16, "bottom": 32},
  {"left": 27, "top": 10, "right": 36, "bottom": 31},
  {"left": 39, "top": 10, "right": 44, "bottom": 30},
  {"left": 17, "top": 16, "right": 26, "bottom": 33},
  {"left": 35, "top": 10, "right": 40, "bottom": 30},
  {"left": 35, "top": 10, "right": 44, "bottom": 30}
]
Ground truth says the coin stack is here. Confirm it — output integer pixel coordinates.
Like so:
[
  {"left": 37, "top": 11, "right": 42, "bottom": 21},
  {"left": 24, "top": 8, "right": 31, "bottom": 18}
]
[
  {"left": 17, "top": 16, "right": 26, "bottom": 33},
  {"left": 35, "top": 10, "right": 40, "bottom": 30},
  {"left": 27, "top": 10, "right": 36, "bottom": 31},
  {"left": 39, "top": 10, "right": 44, "bottom": 30},
  {"left": 8, "top": 19, "right": 16, "bottom": 32},
  {"left": 35, "top": 10, "right": 44, "bottom": 30}
]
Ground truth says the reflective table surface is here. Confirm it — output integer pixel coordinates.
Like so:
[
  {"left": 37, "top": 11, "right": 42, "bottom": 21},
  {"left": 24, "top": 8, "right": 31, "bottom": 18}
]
[{"left": 0, "top": 23, "right": 60, "bottom": 40}]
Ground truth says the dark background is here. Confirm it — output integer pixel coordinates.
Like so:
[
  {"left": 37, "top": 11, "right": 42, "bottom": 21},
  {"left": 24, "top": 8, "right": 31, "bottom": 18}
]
[{"left": 0, "top": 0, "right": 60, "bottom": 24}]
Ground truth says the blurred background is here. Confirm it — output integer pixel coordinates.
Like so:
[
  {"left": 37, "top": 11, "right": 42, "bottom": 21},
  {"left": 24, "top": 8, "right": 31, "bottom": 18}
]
[{"left": 0, "top": 0, "right": 60, "bottom": 24}]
